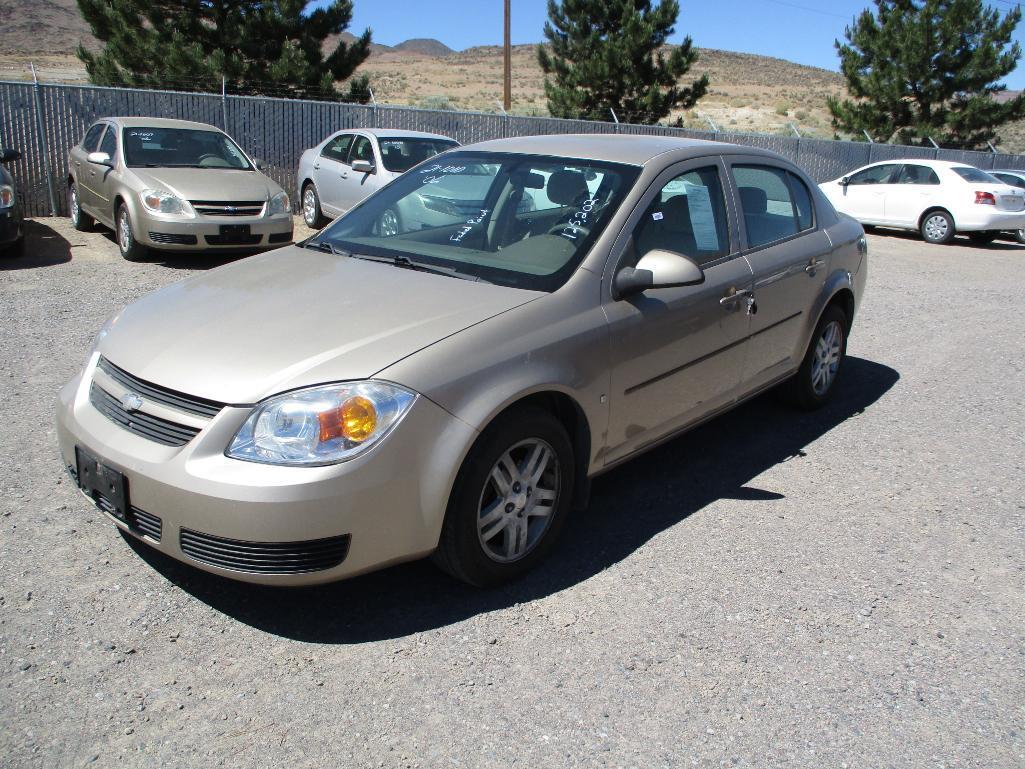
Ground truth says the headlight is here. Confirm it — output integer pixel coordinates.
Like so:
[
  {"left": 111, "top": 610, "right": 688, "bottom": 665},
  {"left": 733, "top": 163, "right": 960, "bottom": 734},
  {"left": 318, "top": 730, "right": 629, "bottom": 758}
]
[
  {"left": 84, "top": 312, "right": 119, "bottom": 368},
  {"left": 226, "top": 381, "right": 417, "bottom": 466},
  {"left": 268, "top": 191, "right": 290, "bottom": 215},
  {"left": 140, "top": 189, "right": 194, "bottom": 217},
  {"left": 0, "top": 184, "right": 13, "bottom": 208}
]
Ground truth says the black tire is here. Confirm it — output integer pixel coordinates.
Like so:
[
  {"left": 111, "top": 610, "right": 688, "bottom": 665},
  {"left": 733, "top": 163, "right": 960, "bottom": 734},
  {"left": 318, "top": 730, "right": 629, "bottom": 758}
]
[
  {"left": 780, "top": 305, "right": 849, "bottom": 410},
  {"left": 1015, "top": 229, "right": 1025, "bottom": 245},
  {"left": 432, "top": 406, "right": 575, "bottom": 587},
  {"left": 301, "top": 183, "right": 325, "bottom": 229},
  {"left": 968, "top": 231, "right": 999, "bottom": 245},
  {"left": 116, "top": 204, "right": 148, "bottom": 262},
  {"left": 68, "top": 182, "right": 93, "bottom": 231},
  {"left": 920, "top": 209, "right": 955, "bottom": 244}
]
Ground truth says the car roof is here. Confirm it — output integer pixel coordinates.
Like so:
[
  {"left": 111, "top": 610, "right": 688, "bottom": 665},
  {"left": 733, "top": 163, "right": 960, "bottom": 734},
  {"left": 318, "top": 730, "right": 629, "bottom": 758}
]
[
  {"left": 104, "top": 116, "right": 223, "bottom": 132},
  {"left": 353, "top": 128, "right": 457, "bottom": 141},
  {"left": 860, "top": 158, "right": 983, "bottom": 170},
  {"left": 459, "top": 133, "right": 782, "bottom": 166}
]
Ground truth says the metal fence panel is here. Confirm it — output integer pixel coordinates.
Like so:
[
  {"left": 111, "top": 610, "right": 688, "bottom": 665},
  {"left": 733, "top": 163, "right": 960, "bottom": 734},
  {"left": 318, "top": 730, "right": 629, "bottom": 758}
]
[{"left": 7, "top": 80, "right": 1025, "bottom": 217}]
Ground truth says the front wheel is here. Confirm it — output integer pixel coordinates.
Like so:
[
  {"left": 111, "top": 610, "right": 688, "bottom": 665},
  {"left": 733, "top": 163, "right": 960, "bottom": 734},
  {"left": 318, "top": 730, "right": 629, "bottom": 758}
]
[
  {"left": 433, "top": 406, "right": 574, "bottom": 587},
  {"left": 1015, "top": 229, "right": 1025, "bottom": 245},
  {"left": 116, "top": 205, "right": 148, "bottom": 262},
  {"left": 920, "top": 210, "right": 955, "bottom": 244},
  {"left": 780, "top": 305, "right": 849, "bottom": 410}
]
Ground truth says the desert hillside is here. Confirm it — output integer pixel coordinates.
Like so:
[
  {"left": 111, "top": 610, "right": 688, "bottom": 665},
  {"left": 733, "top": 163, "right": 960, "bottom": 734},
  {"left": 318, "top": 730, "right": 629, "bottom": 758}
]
[{"left": 1, "top": 0, "right": 1022, "bottom": 149}]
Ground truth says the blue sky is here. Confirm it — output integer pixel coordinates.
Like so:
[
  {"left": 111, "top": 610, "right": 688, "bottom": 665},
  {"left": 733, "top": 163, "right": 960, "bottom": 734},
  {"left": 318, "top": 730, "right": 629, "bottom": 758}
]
[{"left": 315, "top": 0, "right": 1025, "bottom": 90}]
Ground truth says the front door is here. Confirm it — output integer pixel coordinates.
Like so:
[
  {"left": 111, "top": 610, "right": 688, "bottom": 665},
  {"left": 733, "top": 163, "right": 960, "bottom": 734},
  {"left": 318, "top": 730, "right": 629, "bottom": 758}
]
[
  {"left": 336, "top": 134, "right": 383, "bottom": 212},
  {"left": 314, "top": 132, "right": 355, "bottom": 217},
  {"left": 604, "top": 160, "right": 753, "bottom": 466},
  {"left": 92, "top": 124, "right": 119, "bottom": 223},
  {"left": 74, "top": 122, "right": 107, "bottom": 215},
  {"left": 836, "top": 163, "right": 900, "bottom": 223}
]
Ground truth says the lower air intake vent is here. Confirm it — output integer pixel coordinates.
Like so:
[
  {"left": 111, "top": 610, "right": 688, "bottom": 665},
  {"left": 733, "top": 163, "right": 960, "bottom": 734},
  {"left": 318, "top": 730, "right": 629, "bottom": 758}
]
[{"left": 179, "top": 529, "right": 351, "bottom": 574}]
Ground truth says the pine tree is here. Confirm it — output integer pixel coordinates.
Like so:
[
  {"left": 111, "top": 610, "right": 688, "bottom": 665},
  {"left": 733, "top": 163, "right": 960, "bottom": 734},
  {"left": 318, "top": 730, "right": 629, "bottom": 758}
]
[
  {"left": 76, "top": 0, "right": 373, "bottom": 102},
  {"left": 828, "top": 0, "right": 1025, "bottom": 149},
  {"left": 537, "top": 0, "right": 708, "bottom": 124}
]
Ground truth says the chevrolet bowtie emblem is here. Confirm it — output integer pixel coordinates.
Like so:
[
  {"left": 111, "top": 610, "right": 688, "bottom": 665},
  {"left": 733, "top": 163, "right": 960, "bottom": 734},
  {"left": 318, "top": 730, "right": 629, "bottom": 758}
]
[{"left": 120, "top": 392, "right": 144, "bottom": 412}]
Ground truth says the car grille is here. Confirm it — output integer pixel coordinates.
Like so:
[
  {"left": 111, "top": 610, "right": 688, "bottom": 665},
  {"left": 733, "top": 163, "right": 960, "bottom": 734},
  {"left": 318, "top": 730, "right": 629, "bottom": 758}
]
[
  {"left": 190, "top": 200, "right": 265, "bottom": 217},
  {"left": 179, "top": 529, "right": 351, "bottom": 574},
  {"left": 97, "top": 357, "right": 225, "bottom": 418},
  {"left": 148, "top": 232, "right": 198, "bottom": 245},
  {"left": 90, "top": 384, "right": 201, "bottom": 447},
  {"left": 204, "top": 233, "right": 263, "bottom": 246}
]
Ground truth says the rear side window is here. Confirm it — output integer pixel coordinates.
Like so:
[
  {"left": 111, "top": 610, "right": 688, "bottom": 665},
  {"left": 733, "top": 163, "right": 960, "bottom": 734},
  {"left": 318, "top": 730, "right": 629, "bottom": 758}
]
[
  {"left": 732, "top": 164, "right": 807, "bottom": 248},
  {"left": 896, "top": 165, "right": 940, "bottom": 185},
  {"left": 82, "top": 124, "right": 105, "bottom": 151},
  {"left": 98, "top": 126, "right": 117, "bottom": 160},
  {"left": 848, "top": 164, "right": 898, "bottom": 185},
  {"left": 632, "top": 165, "right": 730, "bottom": 266},
  {"left": 788, "top": 172, "right": 814, "bottom": 231},
  {"left": 321, "top": 133, "right": 353, "bottom": 162}
]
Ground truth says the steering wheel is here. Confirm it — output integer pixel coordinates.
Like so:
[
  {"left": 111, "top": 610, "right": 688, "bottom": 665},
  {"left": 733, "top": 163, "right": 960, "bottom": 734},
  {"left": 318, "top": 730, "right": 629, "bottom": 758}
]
[{"left": 547, "top": 222, "right": 591, "bottom": 240}]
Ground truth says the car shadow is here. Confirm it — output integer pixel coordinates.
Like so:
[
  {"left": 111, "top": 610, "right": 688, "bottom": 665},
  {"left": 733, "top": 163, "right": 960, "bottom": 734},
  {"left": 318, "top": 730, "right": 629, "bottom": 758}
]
[
  {"left": 0, "top": 220, "right": 72, "bottom": 270},
  {"left": 124, "top": 355, "right": 899, "bottom": 643}
]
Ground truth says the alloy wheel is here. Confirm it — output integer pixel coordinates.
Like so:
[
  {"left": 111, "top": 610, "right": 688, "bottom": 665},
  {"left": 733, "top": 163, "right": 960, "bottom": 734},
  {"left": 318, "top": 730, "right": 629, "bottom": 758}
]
[
  {"left": 302, "top": 187, "right": 317, "bottom": 226},
  {"left": 811, "top": 320, "right": 843, "bottom": 396},
  {"left": 379, "top": 209, "right": 399, "bottom": 236},
  {"left": 118, "top": 210, "right": 131, "bottom": 253},
  {"left": 476, "top": 438, "right": 560, "bottom": 563}
]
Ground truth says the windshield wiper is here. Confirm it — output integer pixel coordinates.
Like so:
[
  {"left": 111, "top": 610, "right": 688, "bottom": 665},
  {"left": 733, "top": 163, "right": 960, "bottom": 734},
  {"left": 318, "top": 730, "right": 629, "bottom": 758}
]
[
  {"left": 348, "top": 252, "right": 489, "bottom": 283},
  {"left": 303, "top": 239, "right": 347, "bottom": 255}
]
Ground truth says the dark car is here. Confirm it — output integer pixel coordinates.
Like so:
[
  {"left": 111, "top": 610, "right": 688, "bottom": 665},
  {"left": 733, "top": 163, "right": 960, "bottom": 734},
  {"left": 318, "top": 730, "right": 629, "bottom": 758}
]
[{"left": 1, "top": 148, "right": 24, "bottom": 256}]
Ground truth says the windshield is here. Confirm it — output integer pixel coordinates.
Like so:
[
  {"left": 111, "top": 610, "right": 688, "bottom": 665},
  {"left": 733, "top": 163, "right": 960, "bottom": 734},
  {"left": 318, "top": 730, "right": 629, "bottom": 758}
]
[
  {"left": 123, "top": 127, "right": 253, "bottom": 169},
  {"left": 311, "top": 152, "right": 640, "bottom": 292},
  {"left": 379, "top": 138, "right": 459, "bottom": 172},
  {"left": 952, "top": 166, "right": 1001, "bottom": 184}
]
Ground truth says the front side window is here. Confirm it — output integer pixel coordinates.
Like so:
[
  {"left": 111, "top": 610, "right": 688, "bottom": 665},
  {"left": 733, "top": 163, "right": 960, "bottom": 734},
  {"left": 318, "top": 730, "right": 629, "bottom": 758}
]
[
  {"left": 379, "top": 138, "right": 458, "bottom": 172},
  {"left": 952, "top": 166, "right": 1002, "bottom": 184},
  {"left": 314, "top": 152, "right": 639, "bottom": 292},
  {"left": 632, "top": 165, "right": 730, "bottom": 266},
  {"left": 348, "top": 136, "right": 374, "bottom": 166},
  {"left": 122, "top": 127, "right": 252, "bottom": 170},
  {"left": 732, "top": 164, "right": 807, "bottom": 248},
  {"left": 98, "top": 126, "right": 117, "bottom": 161},
  {"left": 848, "top": 164, "right": 899, "bottom": 185},
  {"left": 322, "top": 133, "right": 354, "bottom": 162},
  {"left": 895, "top": 165, "right": 940, "bottom": 185},
  {"left": 82, "top": 124, "right": 105, "bottom": 152}
]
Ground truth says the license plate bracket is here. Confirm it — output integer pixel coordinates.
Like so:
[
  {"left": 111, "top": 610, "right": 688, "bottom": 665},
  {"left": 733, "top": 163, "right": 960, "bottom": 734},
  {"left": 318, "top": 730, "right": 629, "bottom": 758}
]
[
  {"left": 75, "top": 446, "right": 129, "bottom": 521},
  {"left": 219, "top": 224, "right": 251, "bottom": 236}
]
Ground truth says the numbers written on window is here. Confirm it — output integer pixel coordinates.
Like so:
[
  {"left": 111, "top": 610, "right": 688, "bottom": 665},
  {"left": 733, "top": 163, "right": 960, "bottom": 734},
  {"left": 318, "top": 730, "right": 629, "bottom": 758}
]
[{"left": 731, "top": 165, "right": 815, "bottom": 249}]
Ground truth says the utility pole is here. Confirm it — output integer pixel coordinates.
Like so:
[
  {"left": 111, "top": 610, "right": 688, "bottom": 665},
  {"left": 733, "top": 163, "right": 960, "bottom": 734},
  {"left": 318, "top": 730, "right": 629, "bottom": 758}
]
[{"left": 503, "top": 0, "right": 511, "bottom": 113}]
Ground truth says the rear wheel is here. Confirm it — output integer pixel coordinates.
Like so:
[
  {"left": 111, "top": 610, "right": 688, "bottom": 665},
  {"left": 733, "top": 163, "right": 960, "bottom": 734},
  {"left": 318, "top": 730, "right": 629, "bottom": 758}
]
[
  {"left": 433, "top": 406, "right": 574, "bottom": 587},
  {"left": 375, "top": 207, "right": 401, "bottom": 237},
  {"left": 780, "top": 305, "right": 849, "bottom": 410},
  {"left": 68, "top": 183, "right": 93, "bottom": 231},
  {"left": 116, "top": 204, "right": 147, "bottom": 262},
  {"left": 301, "top": 183, "right": 325, "bottom": 228},
  {"left": 920, "top": 210, "right": 955, "bottom": 244}
]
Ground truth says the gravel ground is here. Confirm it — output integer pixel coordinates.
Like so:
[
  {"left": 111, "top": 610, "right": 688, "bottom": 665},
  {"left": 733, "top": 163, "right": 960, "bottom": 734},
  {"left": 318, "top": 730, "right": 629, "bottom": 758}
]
[{"left": 1, "top": 217, "right": 1023, "bottom": 769}]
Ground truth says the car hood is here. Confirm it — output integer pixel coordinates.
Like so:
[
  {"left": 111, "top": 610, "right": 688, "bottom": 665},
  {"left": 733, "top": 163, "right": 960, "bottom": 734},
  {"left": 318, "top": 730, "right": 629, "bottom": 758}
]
[
  {"left": 98, "top": 246, "right": 542, "bottom": 403},
  {"left": 130, "top": 167, "right": 281, "bottom": 201}
]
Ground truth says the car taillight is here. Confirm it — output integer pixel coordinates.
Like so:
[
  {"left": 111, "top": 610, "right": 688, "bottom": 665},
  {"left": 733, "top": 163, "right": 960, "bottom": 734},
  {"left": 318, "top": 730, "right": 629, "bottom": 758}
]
[{"left": 975, "top": 191, "right": 996, "bottom": 205}]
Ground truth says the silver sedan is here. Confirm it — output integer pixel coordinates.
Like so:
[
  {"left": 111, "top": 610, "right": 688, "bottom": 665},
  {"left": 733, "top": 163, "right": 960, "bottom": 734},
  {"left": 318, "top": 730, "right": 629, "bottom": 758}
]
[{"left": 58, "top": 134, "right": 867, "bottom": 587}]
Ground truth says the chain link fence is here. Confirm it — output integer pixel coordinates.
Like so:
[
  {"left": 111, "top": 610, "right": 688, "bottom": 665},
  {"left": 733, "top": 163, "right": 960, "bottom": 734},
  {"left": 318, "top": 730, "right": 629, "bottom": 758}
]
[{"left": 5, "top": 80, "right": 1025, "bottom": 218}]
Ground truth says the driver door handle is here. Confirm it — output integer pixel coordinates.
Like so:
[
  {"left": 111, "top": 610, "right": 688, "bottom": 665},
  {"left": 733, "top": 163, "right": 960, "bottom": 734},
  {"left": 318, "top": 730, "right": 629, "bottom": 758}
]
[
  {"left": 805, "top": 259, "right": 825, "bottom": 274},
  {"left": 720, "top": 288, "right": 753, "bottom": 305}
]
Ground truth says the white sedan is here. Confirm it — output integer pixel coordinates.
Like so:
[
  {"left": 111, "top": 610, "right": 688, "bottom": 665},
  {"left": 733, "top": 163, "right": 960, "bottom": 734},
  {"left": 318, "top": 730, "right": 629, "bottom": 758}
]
[
  {"left": 820, "top": 159, "right": 1025, "bottom": 244},
  {"left": 298, "top": 129, "right": 458, "bottom": 229}
]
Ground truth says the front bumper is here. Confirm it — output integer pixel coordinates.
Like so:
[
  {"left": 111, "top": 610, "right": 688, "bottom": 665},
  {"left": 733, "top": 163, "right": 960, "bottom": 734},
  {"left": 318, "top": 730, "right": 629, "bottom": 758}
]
[
  {"left": 56, "top": 359, "right": 477, "bottom": 585},
  {"left": 136, "top": 211, "right": 293, "bottom": 252},
  {"left": 955, "top": 208, "right": 1025, "bottom": 232}
]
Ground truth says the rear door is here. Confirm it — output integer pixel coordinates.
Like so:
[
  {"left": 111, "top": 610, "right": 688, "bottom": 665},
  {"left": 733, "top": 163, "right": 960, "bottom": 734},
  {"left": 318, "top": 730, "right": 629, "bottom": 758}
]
[
  {"left": 313, "top": 132, "right": 355, "bottom": 216},
  {"left": 883, "top": 163, "right": 942, "bottom": 227},
  {"left": 727, "top": 159, "right": 831, "bottom": 390}
]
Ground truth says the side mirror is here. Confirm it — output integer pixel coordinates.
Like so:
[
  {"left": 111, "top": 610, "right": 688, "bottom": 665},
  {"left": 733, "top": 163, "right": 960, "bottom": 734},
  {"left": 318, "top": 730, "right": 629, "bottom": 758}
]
[
  {"left": 351, "top": 158, "right": 375, "bottom": 175},
  {"left": 613, "top": 249, "right": 705, "bottom": 300},
  {"left": 87, "top": 151, "right": 112, "bottom": 167},
  {"left": 0, "top": 148, "right": 21, "bottom": 163},
  {"left": 252, "top": 157, "right": 268, "bottom": 171}
]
